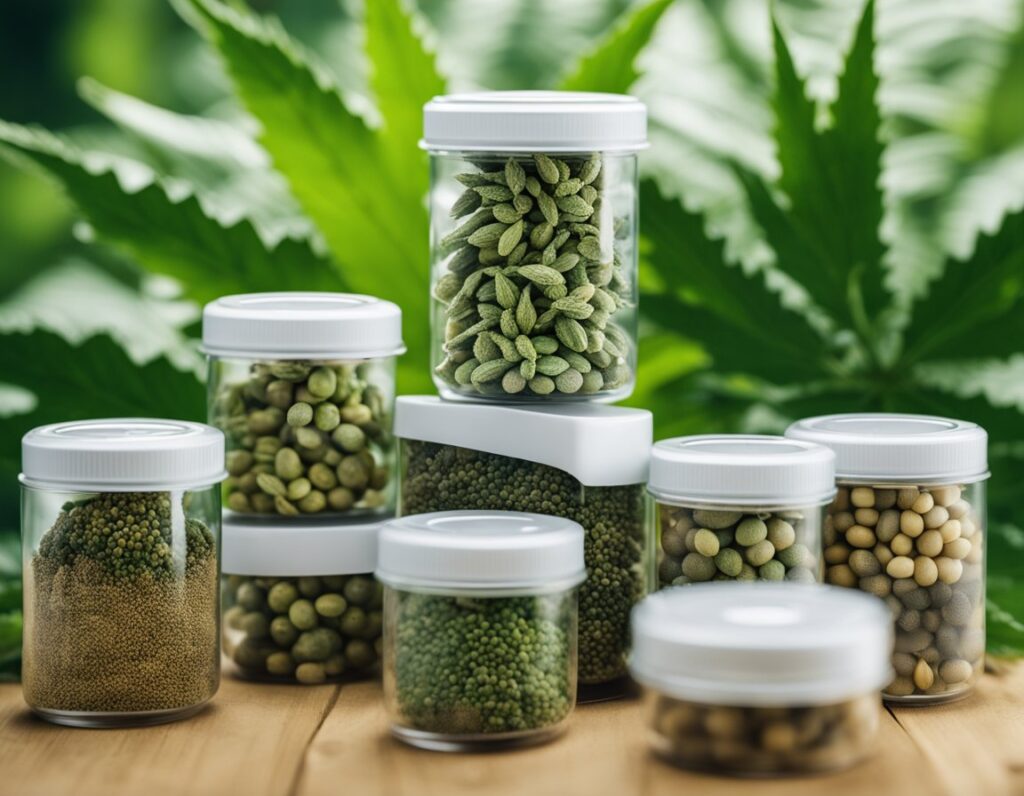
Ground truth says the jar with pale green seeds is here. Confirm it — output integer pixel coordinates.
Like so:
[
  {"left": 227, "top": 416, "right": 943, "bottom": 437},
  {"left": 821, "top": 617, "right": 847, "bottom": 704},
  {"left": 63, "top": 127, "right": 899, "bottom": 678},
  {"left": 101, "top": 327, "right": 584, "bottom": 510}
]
[
  {"left": 423, "top": 92, "right": 646, "bottom": 402},
  {"left": 648, "top": 436, "right": 835, "bottom": 590},
  {"left": 203, "top": 293, "right": 403, "bottom": 519},
  {"left": 221, "top": 518, "right": 385, "bottom": 684}
]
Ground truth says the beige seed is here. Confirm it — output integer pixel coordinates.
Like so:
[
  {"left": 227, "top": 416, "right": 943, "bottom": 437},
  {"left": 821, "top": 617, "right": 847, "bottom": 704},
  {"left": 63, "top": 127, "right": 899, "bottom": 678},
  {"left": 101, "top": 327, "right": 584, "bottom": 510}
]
[
  {"left": 846, "top": 525, "right": 876, "bottom": 548},
  {"left": 886, "top": 556, "right": 915, "bottom": 579},
  {"left": 931, "top": 485, "right": 961, "bottom": 507},
  {"left": 890, "top": 533, "right": 913, "bottom": 556},
  {"left": 923, "top": 505, "right": 949, "bottom": 529},
  {"left": 827, "top": 564, "right": 857, "bottom": 588},
  {"left": 947, "top": 500, "right": 970, "bottom": 520},
  {"left": 966, "top": 537, "right": 984, "bottom": 564},
  {"left": 959, "top": 517, "right": 977, "bottom": 538},
  {"left": 854, "top": 508, "right": 880, "bottom": 527},
  {"left": 900, "top": 511, "right": 925, "bottom": 538},
  {"left": 824, "top": 544, "right": 850, "bottom": 564},
  {"left": 834, "top": 512, "right": 856, "bottom": 532},
  {"left": 943, "top": 538, "right": 971, "bottom": 560},
  {"left": 939, "top": 659, "right": 973, "bottom": 684},
  {"left": 911, "top": 492, "right": 935, "bottom": 514},
  {"left": 873, "top": 543, "right": 894, "bottom": 567},
  {"left": 897, "top": 487, "right": 920, "bottom": 510},
  {"left": 851, "top": 487, "right": 876, "bottom": 508},
  {"left": 913, "top": 658, "right": 935, "bottom": 690},
  {"left": 913, "top": 556, "right": 938, "bottom": 587},
  {"left": 936, "top": 556, "right": 963, "bottom": 584},
  {"left": 916, "top": 530, "right": 944, "bottom": 558},
  {"left": 938, "top": 520, "right": 962, "bottom": 543}
]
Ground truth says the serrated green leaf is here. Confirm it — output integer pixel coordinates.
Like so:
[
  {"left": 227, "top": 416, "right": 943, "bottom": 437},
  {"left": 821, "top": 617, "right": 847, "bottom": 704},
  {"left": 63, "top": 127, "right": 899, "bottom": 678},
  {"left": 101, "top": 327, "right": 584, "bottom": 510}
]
[
  {"left": 987, "top": 523, "right": 1024, "bottom": 656},
  {"left": 559, "top": 0, "right": 673, "bottom": 93},
  {"left": 902, "top": 207, "right": 1024, "bottom": 364},
  {"left": 0, "top": 121, "right": 337, "bottom": 304}
]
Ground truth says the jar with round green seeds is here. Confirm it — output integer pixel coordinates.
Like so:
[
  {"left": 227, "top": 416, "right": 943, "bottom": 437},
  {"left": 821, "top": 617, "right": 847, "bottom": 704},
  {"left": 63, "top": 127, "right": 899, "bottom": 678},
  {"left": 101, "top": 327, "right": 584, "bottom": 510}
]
[
  {"left": 221, "top": 518, "right": 384, "bottom": 684},
  {"left": 203, "top": 292, "right": 404, "bottom": 520},
  {"left": 647, "top": 436, "right": 835, "bottom": 588}
]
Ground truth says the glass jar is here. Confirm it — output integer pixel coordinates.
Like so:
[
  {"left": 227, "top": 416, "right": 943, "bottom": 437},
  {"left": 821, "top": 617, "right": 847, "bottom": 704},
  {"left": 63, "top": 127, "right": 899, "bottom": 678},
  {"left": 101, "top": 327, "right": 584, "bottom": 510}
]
[
  {"left": 395, "top": 396, "right": 652, "bottom": 694},
  {"left": 203, "top": 292, "right": 404, "bottom": 520},
  {"left": 221, "top": 518, "right": 384, "bottom": 684},
  {"left": 20, "top": 419, "right": 225, "bottom": 727},
  {"left": 647, "top": 436, "right": 835, "bottom": 589},
  {"left": 423, "top": 92, "right": 647, "bottom": 402},
  {"left": 630, "top": 584, "right": 892, "bottom": 776},
  {"left": 786, "top": 414, "right": 988, "bottom": 703},
  {"left": 378, "top": 511, "right": 585, "bottom": 751}
]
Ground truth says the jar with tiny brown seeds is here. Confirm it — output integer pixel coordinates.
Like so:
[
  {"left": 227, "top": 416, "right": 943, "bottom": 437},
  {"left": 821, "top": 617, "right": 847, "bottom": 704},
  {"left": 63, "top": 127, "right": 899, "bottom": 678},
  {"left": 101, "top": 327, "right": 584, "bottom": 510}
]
[
  {"left": 787, "top": 414, "right": 989, "bottom": 704},
  {"left": 203, "top": 293, "right": 404, "bottom": 519}
]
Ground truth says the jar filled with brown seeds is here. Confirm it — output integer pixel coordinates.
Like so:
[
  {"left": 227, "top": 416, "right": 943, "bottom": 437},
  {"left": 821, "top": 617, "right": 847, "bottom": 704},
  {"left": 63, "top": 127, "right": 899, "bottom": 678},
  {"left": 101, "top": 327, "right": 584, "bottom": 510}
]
[
  {"left": 647, "top": 435, "right": 836, "bottom": 589},
  {"left": 630, "top": 585, "right": 892, "bottom": 776},
  {"left": 423, "top": 92, "right": 647, "bottom": 402},
  {"left": 203, "top": 293, "right": 404, "bottom": 519},
  {"left": 787, "top": 414, "right": 989, "bottom": 703}
]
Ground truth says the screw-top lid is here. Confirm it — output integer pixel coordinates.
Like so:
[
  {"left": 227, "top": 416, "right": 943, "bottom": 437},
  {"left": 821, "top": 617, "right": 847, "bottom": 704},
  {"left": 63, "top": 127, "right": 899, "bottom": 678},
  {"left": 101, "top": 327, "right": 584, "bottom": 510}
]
[
  {"left": 395, "top": 396, "right": 651, "bottom": 486},
  {"left": 647, "top": 435, "right": 836, "bottom": 507},
  {"left": 376, "top": 511, "right": 586, "bottom": 594},
  {"left": 222, "top": 516, "right": 383, "bottom": 577},
  {"left": 202, "top": 292, "right": 405, "bottom": 359},
  {"left": 785, "top": 413, "right": 989, "bottom": 484},
  {"left": 629, "top": 584, "right": 893, "bottom": 707},
  {"left": 421, "top": 91, "right": 648, "bottom": 153},
  {"left": 21, "top": 419, "right": 226, "bottom": 492}
]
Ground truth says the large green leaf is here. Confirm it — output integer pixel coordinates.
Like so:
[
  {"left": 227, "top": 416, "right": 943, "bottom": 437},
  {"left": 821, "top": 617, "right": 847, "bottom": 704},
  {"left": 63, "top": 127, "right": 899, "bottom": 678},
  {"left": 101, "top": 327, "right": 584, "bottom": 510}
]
[
  {"left": 0, "top": 122, "right": 337, "bottom": 304},
  {"left": 559, "top": 0, "right": 674, "bottom": 93}
]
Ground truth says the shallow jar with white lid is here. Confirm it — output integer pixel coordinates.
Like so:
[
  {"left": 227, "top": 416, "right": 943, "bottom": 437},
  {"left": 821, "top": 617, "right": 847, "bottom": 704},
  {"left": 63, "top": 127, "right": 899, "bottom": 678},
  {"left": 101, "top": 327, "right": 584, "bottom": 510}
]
[
  {"left": 221, "top": 517, "right": 385, "bottom": 685},
  {"left": 630, "top": 584, "right": 892, "bottom": 776},
  {"left": 786, "top": 413, "right": 988, "bottom": 703},
  {"left": 647, "top": 435, "right": 836, "bottom": 589},
  {"left": 378, "top": 511, "right": 585, "bottom": 751},
  {"left": 20, "top": 419, "right": 226, "bottom": 727},
  {"left": 423, "top": 91, "right": 647, "bottom": 402},
  {"left": 203, "top": 292, "right": 404, "bottom": 520},
  {"left": 395, "top": 395, "right": 652, "bottom": 693}
]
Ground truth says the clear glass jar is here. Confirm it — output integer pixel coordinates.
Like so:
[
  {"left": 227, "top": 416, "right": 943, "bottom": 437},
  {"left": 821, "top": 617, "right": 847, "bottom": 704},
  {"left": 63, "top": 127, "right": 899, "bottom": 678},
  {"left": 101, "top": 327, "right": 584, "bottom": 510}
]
[
  {"left": 221, "top": 519, "right": 383, "bottom": 684},
  {"left": 378, "top": 511, "right": 584, "bottom": 751},
  {"left": 630, "top": 585, "right": 892, "bottom": 776},
  {"left": 423, "top": 92, "right": 647, "bottom": 402},
  {"left": 647, "top": 436, "right": 836, "bottom": 589},
  {"left": 203, "top": 292, "right": 404, "bottom": 520},
  {"left": 787, "top": 414, "right": 988, "bottom": 704},
  {"left": 20, "top": 419, "right": 225, "bottom": 727},
  {"left": 395, "top": 396, "right": 652, "bottom": 692}
]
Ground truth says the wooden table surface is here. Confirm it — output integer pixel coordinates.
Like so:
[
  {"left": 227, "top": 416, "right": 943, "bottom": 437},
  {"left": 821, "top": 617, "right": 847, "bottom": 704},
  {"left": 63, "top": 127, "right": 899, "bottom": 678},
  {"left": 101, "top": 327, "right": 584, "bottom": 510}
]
[{"left": 1, "top": 661, "right": 1021, "bottom": 796}]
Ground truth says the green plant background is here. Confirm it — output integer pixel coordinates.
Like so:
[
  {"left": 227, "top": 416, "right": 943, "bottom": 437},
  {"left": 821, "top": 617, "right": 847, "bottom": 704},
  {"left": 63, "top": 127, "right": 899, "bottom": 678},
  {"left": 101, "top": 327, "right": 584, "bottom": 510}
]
[{"left": 0, "top": 0, "right": 1021, "bottom": 679}]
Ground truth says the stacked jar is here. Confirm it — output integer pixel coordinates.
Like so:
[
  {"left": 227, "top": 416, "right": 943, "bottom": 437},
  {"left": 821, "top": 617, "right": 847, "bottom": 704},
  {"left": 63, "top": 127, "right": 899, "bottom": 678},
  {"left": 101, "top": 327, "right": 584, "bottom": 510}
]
[
  {"left": 202, "top": 292, "right": 404, "bottom": 685},
  {"left": 786, "top": 414, "right": 988, "bottom": 703}
]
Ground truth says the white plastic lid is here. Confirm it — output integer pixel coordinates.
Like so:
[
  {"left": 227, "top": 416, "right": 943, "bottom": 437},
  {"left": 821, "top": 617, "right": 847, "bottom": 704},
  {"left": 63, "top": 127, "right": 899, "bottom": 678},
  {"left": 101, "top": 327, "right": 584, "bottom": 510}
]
[
  {"left": 629, "top": 584, "right": 893, "bottom": 707},
  {"left": 376, "top": 511, "right": 586, "bottom": 594},
  {"left": 21, "top": 419, "right": 226, "bottom": 492},
  {"left": 647, "top": 435, "right": 836, "bottom": 507},
  {"left": 201, "top": 292, "right": 405, "bottom": 359},
  {"left": 421, "top": 91, "right": 648, "bottom": 153},
  {"left": 785, "top": 413, "right": 989, "bottom": 484},
  {"left": 395, "top": 396, "right": 651, "bottom": 486},
  {"left": 222, "top": 516, "right": 382, "bottom": 577}
]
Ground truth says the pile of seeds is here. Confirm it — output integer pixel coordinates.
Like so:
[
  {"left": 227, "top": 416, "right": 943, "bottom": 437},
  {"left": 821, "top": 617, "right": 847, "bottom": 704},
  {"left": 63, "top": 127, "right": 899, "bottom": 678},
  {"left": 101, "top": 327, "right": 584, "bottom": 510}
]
[
  {"left": 212, "top": 359, "right": 391, "bottom": 516},
  {"left": 389, "top": 591, "right": 573, "bottom": 735},
  {"left": 223, "top": 573, "right": 382, "bottom": 684},
  {"left": 650, "top": 694, "right": 878, "bottom": 774},
  {"left": 24, "top": 492, "right": 218, "bottom": 713},
  {"left": 823, "top": 484, "right": 984, "bottom": 698},
  {"left": 433, "top": 154, "right": 633, "bottom": 398},
  {"left": 657, "top": 506, "right": 819, "bottom": 588},
  {"left": 401, "top": 440, "right": 647, "bottom": 685}
]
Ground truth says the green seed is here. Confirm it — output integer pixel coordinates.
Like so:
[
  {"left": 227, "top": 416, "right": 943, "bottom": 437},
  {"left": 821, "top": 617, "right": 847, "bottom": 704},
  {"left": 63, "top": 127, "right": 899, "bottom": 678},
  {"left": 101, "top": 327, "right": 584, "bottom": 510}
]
[{"left": 735, "top": 518, "right": 769, "bottom": 546}]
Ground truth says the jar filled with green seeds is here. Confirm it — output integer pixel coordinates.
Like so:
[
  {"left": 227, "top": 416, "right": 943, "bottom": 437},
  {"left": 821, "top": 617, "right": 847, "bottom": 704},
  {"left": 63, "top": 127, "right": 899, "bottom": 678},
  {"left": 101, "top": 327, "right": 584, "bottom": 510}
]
[
  {"left": 395, "top": 396, "right": 653, "bottom": 697},
  {"left": 648, "top": 435, "right": 835, "bottom": 589},
  {"left": 786, "top": 414, "right": 988, "bottom": 704},
  {"left": 423, "top": 92, "right": 646, "bottom": 402},
  {"left": 630, "top": 584, "right": 892, "bottom": 776},
  {"left": 379, "top": 511, "right": 585, "bottom": 751},
  {"left": 203, "top": 293, "right": 403, "bottom": 519},
  {"left": 221, "top": 518, "right": 384, "bottom": 684},
  {"left": 20, "top": 419, "right": 225, "bottom": 728}
]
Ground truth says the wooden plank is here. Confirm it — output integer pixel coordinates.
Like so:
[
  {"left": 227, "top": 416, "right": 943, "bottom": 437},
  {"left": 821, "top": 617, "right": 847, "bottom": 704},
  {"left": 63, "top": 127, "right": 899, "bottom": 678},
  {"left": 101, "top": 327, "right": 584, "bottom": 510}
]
[
  {"left": 890, "top": 662, "right": 1024, "bottom": 796},
  {"left": 0, "top": 676, "right": 337, "bottom": 796}
]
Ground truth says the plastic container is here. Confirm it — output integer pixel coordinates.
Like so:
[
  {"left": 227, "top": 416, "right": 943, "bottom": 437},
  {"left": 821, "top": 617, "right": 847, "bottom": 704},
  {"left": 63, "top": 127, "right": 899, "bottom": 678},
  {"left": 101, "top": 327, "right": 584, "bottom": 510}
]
[
  {"left": 786, "top": 414, "right": 988, "bottom": 703},
  {"left": 647, "top": 435, "right": 835, "bottom": 589},
  {"left": 630, "top": 584, "right": 892, "bottom": 776},
  {"left": 221, "top": 517, "right": 384, "bottom": 684},
  {"left": 378, "top": 511, "right": 585, "bottom": 751},
  {"left": 395, "top": 396, "right": 652, "bottom": 692},
  {"left": 20, "top": 419, "right": 225, "bottom": 727},
  {"left": 203, "top": 292, "right": 404, "bottom": 519},
  {"left": 423, "top": 91, "right": 647, "bottom": 402}
]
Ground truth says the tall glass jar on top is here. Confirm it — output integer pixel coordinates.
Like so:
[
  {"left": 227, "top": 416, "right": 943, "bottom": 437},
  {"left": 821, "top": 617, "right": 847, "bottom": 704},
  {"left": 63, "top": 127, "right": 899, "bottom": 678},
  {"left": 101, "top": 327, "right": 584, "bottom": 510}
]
[
  {"left": 203, "top": 293, "right": 404, "bottom": 520},
  {"left": 423, "top": 92, "right": 647, "bottom": 402}
]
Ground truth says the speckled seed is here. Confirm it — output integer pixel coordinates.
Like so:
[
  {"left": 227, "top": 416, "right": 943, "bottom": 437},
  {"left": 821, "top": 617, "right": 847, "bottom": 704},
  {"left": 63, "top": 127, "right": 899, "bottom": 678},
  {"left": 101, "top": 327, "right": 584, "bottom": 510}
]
[
  {"left": 848, "top": 549, "right": 881, "bottom": 577},
  {"left": 766, "top": 519, "right": 795, "bottom": 551},
  {"left": 876, "top": 510, "right": 900, "bottom": 542},
  {"left": 745, "top": 540, "right": 776, "bottom": 567},
  {"left": 693, "top": 510, "right": 742, "bottom": 530},
  {"left": 735, "top": 518, "right": 768, "bottom": 546}
]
